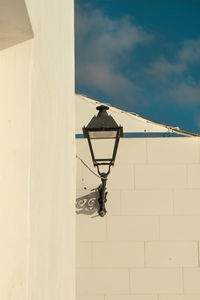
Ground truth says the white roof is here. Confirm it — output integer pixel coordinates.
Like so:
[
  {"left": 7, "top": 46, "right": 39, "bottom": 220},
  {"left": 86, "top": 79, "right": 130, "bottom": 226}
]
[{"left": 75, "top": 94, "right": 196, "bottom": 136}]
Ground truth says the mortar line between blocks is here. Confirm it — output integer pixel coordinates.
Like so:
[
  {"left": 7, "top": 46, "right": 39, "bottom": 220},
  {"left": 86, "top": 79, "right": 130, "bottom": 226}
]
[
  {"left": 133, "top": 164, "right": 135, "bottom": 191},
  {"left": 144, "top": 241, "right": 146, "bottom": 267},
  {"left": 128, "top": 267, "right": 131, "bottom": 294},
  {"left": 119, "top": 189, "right": 122, "bottom": 215},
  {"left": 91, "top": 241, "right": 94, "bottom": 267},
  {"left": 186, "top": 164, "right": 189, "bottom": 186},
  {"left": 182, "top": 266, "right": 184, "bottom": 293},
  {"left": 172, "top": 188, "right": 175, "bottom": 215},
  {"left": 105, "top": 214, "right": 108, "bottom": 241},
  {"left": 145, "top": 138, "right": 148, "bottom": 164}
]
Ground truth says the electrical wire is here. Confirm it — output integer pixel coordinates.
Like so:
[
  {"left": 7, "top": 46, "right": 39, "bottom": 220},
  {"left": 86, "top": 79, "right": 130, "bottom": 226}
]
[{"left": 76, "top": 155, "right": 103, "bottom": 179}]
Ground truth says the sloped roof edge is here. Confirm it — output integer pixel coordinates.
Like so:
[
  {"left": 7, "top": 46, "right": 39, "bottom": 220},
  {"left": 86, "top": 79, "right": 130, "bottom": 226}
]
[{"left": 76, "top": 93, "right": 199, "bottom": 137}]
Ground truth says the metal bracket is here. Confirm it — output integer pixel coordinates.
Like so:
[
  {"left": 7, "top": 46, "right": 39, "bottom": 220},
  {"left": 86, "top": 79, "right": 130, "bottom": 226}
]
[{"left": 97, "top": 173, "right": 108, "bottom": 217}]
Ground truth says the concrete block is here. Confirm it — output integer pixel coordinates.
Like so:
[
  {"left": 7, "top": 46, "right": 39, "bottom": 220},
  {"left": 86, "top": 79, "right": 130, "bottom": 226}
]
[
  {"left": 76, "top": 140, "right": 134, "bottom": 190},
  {"left": 147, "top": 138, "right": 199, "bottom": 164},
  {"left": 77, "top": 268, "right": 130, "bottom": 294},
  {"left": 121, "top": 190, "right": 173, "bottom": 215},
  {"left": 77, "top": 215, "right": 106, "bottom": 241},
  {"left": 184, "top": 268, "right": 200, "bottom": 293},
  {"left": 76, "top": 139, "right": 93, "bottom": 164},
  {"left": 106, "top": 190, "right": 121, "bottom": 216},
  {"left": 188, "top": 165, "right": 200, "bottom": 188},
  {"left": 93, "top": 241, "right": 144, "bottom": 267},
  {"left": 117, "top": 138, "right": 147, "bottom": 164},
  {"left": 131, "top": 268, "right": 182, "bottom": 293},
  {"left": 107, "top": 216, "right": 159, "bottom": 241},
  {"left": 135, "top": 165, "right": 187, "bottom": 189},
  {"left": 76, "top": 139, "right": 101, "bottom": 190},
  {"left": 106, "top": 295, "right": 157, "bottom": 300},
  {"left": 81, "top": 162, "right": 101, "bottom": 191},
  {"left": 160, "top": 216, "right": 200, "bottom": 240},
  {"left": 107, "top": 164, "right": 134, "bottom": 190},
  {"left": 146, "top": 241, "right": 198, "bottom": 267},
  {"left": 76, "top": 242, "right": 92, "bottom": 268},
  {"left": 159, "top": 295, "right": 200, "bottom": 300},
  {"left": 76, "top": 158, "right": 84, "bottom": 190},
  {"left": 174, "top": 190, "right": 200, "bottom": 215},
  {"left": 78, "top": 162, "right": 134, "bottom": 191},
  {"left": 77, "top": 296, "right": 104, "bottom": 300}
]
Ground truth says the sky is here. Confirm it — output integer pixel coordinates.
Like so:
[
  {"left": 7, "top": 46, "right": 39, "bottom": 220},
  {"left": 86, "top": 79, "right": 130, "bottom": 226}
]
[{"left": 75, "top": 0, "right": 200, "bottom": 133}]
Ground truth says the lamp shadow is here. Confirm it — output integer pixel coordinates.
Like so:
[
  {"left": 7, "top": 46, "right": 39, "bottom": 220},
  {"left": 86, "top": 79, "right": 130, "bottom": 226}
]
[{"left": 76, "top": 189, "right": 99, "bottom": 216}]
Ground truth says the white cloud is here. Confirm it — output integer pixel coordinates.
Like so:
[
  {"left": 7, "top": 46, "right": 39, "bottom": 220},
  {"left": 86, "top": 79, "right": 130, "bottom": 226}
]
[
  {"left": 77, "top": 62, "right": 136, "bottom": 97},
  {"left": 76, "top": 5, "right": 200, "bottom": 106},
  {"left": 178, "top": 38, "right": 200, "bottom": 64},
  {"left": 146, "top": 37, "right": 200, "bottom": 104},
  {"left": 147, "top": 57, "right": 186, "bottom": 81},
  {"left": 168, "top": 81, "right": 200, "bottom": 103},
  {"left": 146, "top": 37, "right": 200, "bottom": 82},
  {"left": 75, "top": 5, "right": 153, "bottom": 101}
]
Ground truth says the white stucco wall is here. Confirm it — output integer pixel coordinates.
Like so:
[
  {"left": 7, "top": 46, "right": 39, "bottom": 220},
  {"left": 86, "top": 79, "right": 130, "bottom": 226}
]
[
  {"left": 0, "top": 0, "right": 75, "bottom": 299},
  {"left": 0, "top": 41, "right": 32, "bottom": 299},
  {"left": 76, "top": 99, "right": 200, "bottom": 300},
  {"left": 26, "top": 0, "right": 75, "bottom": 299}
]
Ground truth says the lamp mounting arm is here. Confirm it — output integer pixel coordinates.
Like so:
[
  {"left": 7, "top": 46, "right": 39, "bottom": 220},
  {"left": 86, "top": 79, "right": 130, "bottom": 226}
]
[
  {"left": 98, "top": 172, "right": 108, "bottom": 217},
  {"left": 96, "top": 165, "right": 111, "bottom": 178}
]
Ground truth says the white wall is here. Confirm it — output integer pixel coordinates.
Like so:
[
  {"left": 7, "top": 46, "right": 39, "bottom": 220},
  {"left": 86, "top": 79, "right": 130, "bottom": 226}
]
[
  {"left": 26, "top": 0, "right": 76, "bottom": 299},
  {"left": 0, "top": 0, "right": 75, "bottom": 299},
  {"left": 0, "top": 15, "right": 33, "bottom": 300},
  {"left": 0, "top": 41, "right": 32, "bottom": 299},
  {"left": 76, "top": 136, "right": 200, "bottom": 300}
]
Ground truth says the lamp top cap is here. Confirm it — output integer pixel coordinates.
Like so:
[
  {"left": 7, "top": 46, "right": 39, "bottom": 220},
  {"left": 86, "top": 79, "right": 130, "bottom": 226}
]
[{"left": 96, "top": 105, "right": 109, "bottom": 112}]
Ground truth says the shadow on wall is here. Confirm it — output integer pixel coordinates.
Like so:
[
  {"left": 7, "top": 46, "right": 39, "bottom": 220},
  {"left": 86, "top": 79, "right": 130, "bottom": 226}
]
[
  {"left": 0, "top": 0, "right": 33, "bottom": 51},
  {"left": 76, "top": 189, "right": 99, "bottom": 216}
]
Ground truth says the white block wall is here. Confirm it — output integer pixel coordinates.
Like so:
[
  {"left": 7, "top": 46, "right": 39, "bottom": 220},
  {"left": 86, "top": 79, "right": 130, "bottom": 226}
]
[{"left": 76, "top": 137, "right": 200, "bottom": 300}]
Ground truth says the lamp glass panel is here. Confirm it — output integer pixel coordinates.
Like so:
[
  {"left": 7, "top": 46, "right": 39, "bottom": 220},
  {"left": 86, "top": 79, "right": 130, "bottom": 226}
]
[
  {"left": 88, "top": 130, "right": 117, "bottom": 139},
  {"left": 90, "top": 138, "right": 116, "bottom": 162}
]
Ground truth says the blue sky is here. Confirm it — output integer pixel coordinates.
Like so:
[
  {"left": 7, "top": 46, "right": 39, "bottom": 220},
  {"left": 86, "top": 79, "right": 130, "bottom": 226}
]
[{"left": 75, "top": 0, "right": 200, "bottom": 133}]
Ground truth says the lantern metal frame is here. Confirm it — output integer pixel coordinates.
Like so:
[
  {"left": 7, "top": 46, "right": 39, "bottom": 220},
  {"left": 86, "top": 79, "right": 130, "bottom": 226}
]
[{"left": 82, "top": 105, "right": 123, "bottom": 217}]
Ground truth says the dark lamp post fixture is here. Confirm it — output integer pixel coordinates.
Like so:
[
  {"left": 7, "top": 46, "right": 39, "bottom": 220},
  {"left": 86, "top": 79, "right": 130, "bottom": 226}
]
[{"left": 83, "top": 105, "right": 123, "bottom": 217}]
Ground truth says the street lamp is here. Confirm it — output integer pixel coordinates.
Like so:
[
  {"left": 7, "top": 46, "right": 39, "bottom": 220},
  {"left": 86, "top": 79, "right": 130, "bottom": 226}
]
[{"left": 82, "top": 105, "right": 123, "bottom": 217}]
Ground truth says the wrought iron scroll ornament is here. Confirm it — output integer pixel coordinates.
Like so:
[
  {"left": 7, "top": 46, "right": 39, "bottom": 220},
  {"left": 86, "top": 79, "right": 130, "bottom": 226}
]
[{"left": 76, "top": 190, "right": 99, "bottom": 215}]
